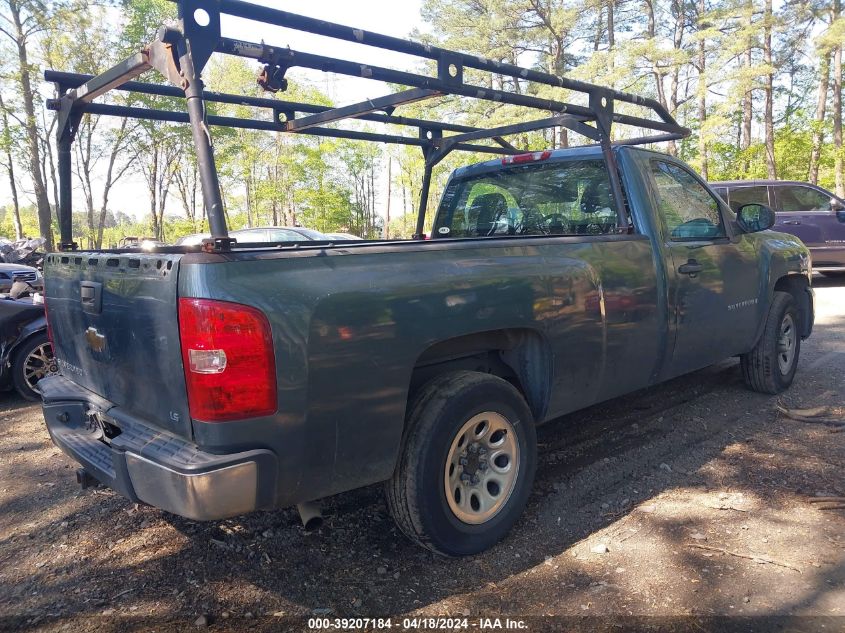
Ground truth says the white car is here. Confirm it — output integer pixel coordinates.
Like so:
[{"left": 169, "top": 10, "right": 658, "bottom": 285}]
[
  {"left": 174, "top": 233, "right": 211, "bottom": 246},
  {"left": 0, "top": 264, "right": 42, "bottom": 293}
]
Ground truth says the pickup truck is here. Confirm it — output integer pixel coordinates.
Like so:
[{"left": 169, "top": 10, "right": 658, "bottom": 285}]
[
  {"left": 41, "top": 144, "right": 813, "bottom": 556},
  {"left": 40, "top": 0, "right": 814, "bottom": 556}
]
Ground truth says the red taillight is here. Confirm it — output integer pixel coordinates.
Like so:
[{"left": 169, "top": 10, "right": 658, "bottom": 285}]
[
  {"left": 502, "top": 150, "right": 552, "bottom": 165},
  {"left": 178, "top": 298, "right": 277, "bottom": 422}
]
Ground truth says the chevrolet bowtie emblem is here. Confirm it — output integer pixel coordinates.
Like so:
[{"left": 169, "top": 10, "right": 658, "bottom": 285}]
[{"left": 85, "top": 327, "right": 106, "bottom": 353}]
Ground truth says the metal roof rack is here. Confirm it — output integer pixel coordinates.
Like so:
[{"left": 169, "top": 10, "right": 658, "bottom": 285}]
[{"left": 46, "top": 0, "right": 690, "bottom": 251}]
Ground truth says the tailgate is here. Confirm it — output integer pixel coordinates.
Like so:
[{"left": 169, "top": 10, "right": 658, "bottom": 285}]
[{"left": 44, "top": 252, "right": 192, "bottom": 438}]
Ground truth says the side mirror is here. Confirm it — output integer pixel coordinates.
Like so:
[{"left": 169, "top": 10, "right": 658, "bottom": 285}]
[
  {"left": 831, "top": 198, "right": 845, "bottom": 212},
  {"left": 736, "top": 203, "right": 776, "bottom": 233}
]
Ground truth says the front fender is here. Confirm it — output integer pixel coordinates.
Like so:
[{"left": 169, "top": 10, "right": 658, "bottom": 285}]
[{"left": 748, "top": 230, "right": 812, "bottom": 345}]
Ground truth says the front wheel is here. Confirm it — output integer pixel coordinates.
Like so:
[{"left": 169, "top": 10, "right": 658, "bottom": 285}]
[
  {"left": 740, "top": 291, "right": 800, "bottom": 394},
  {"left": 386, "top": 371, "right": 537, "bottom": 556},
  {"left": 12, "top": 332, "right": 57, "bottom": 401}
]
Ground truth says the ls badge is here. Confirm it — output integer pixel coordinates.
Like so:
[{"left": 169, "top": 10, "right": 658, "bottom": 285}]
[{"left": 85, "top": 327, "right": 106, "bottom": 353}]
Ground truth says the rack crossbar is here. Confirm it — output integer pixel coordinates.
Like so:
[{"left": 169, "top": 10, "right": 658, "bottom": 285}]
[{"left": 45, "top": 0, "right": 691, "bottom": 250}]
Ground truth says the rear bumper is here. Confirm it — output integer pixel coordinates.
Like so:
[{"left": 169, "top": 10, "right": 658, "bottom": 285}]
[{"left": 40, "top": 375, "right": 278, "bottom": 520}]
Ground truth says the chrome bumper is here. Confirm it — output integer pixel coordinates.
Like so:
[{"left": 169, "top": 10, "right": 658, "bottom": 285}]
[{"left": 40, "top": 376, "right": 277, "bottom": 521}]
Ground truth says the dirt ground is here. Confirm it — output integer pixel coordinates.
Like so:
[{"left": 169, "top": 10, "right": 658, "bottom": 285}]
[{"left": 0, "top": 277, "right": 843, "bottom": 633}]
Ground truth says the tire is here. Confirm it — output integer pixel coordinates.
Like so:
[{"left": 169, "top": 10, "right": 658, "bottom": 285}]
[
  {"left": 386, "top": 371, "right": 537, "bottom": 556},
  {"left": 740, "top": 291, "right": 800, "bottom": 394},
  {"left": 12, "top": 332, "right": 56, "bottom": 401}
]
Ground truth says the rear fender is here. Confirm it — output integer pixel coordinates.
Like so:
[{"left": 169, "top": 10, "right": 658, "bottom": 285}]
[{"left": 7, "top": 315, "right": 47, "bottom": 362}]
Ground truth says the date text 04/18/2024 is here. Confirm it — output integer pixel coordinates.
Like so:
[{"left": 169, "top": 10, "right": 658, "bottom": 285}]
[{"left": 307, "top": 617, "right": 529, "bottom": 630}]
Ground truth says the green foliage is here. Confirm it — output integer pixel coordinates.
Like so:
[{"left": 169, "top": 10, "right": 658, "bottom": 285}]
[{"left": 0, "top": 0, "right": 842, "bottom": 247}]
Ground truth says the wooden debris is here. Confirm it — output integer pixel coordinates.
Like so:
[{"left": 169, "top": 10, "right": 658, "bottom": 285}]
[
  {"left": 808, "top": 497, "right": 845, "bottom": 504},
  {"left": 776, "top": 402, "right": 845, "bottom": 426},
  {"left": 782, "top": 405, "right": 834, "bottom": 417},
  {"left": 687, "top": 543, "right": 801, "bottom": 573}
]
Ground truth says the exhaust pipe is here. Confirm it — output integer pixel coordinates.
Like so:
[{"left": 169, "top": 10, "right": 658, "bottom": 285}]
[{"left": 296, "top": 501, "right": 323, "bottom": 531}]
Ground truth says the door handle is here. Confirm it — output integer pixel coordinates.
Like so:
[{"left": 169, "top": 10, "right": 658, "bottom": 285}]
[
  {"left": 783, "top": 220, "right": 801, "bottom": 225},
  {"left": 80, "top": 281, "right": 103, "bottom": 314},
  {"left": 678, "top": 259, "right": 703, "bottom": 276}
]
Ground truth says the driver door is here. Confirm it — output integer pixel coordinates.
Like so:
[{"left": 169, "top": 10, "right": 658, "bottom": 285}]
[{"left": 649, "top": 160, "right": 762, "bottom": 377}]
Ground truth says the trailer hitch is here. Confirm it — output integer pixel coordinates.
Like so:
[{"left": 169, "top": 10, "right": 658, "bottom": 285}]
[{"left": 76, "top": 468, "right": 99, "bottom": 490}]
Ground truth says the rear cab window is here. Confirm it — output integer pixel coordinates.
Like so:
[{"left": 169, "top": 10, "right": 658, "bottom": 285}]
[{"left": 432, "top": 159, "right": 620, "bottom": 239}]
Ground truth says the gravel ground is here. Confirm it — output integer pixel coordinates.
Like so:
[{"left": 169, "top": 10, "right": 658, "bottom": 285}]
[{"left": 0, "top": 278, "right": 843, "bottom": 632}]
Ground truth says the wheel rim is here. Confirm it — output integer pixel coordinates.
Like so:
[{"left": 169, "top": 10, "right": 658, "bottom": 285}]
[
  {"left": 444, "top": 411, "right": 520, "bottom": 525},
  {"left": 24, "top": 342, "right": 57, "bottom": 393},
  {"left": 777, "top": 313, "right": 796, "bottom": 375}
]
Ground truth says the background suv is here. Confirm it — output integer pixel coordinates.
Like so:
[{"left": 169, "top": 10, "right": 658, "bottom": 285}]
[{"left": 711, "top": 180, "right": 845, "bottom": 275}]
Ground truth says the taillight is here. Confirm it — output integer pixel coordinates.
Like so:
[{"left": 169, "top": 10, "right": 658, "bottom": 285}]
[
  {"left": 178, "top": 298, "right": 277, "bottom": 422},
  {"left": 501, "top": 150, "right": 552, "bottom": 165}
]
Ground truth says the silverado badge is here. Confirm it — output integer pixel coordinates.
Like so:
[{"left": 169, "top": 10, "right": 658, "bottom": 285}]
[{"left": 85, "top": 327, "right": 106, "bottom": 353}]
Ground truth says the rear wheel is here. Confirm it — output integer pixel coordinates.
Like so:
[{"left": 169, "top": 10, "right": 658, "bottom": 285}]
[
  {"left": 740, "top": 291, "right": 800, "bottom": 394},
  {"left": 12, "top": 332, "right": 56, "bottom": 401},
  {"left": 386, "top": 371, "right": 536, "bottom": 556}
]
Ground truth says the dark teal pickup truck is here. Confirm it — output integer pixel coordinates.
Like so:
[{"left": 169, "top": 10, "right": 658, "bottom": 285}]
[{"left": 40, "top": 1, "right": 814, "bottom": 556}]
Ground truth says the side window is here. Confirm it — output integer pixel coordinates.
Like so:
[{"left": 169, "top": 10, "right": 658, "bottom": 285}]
[
  {"left": 269, "top": 230, "right": 303, "bottom": 242},
  {"left": 777, "top": 185, "right": 831, "bottom": 212},
  {"left": 650, "top": 161, "right": 726, "bottom": 240},
  {"left": 727, "top": 186, "right": 770, "bottom": 213},
  {"left": 233, "top": 229, "right": 267, "bottom": 242}
]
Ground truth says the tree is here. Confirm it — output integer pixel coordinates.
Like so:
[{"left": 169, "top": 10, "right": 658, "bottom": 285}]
[
  {"left": 762, "top": 0, "right": 776, "bottom": 179},
  {"left": 833, "top": 0, "right": 843, "bottom": 196},
  {"left": 809, "top": 51, "right": 830, "bottom": 184},
  {"left": 0, "top": 91, "right": 22, "bottom": 238},
  {"left": 0, "top": 0, "right": 61, "bottom": 248}
]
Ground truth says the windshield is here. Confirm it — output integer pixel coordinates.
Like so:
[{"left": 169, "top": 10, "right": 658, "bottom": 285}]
[
  {"left": 432, "top": 159, "right": 618, "bottom": 239},
  {"left": 291, "top": 228, "right": 330, "bottom": 240}
]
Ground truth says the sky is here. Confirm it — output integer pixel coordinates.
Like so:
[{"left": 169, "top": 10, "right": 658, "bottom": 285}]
[
  {"left": 218, "top": 0, "right": 428, "bottom": 105},
  {"left": 4, "top": 0, "right": 428, "bottom": 225}
]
